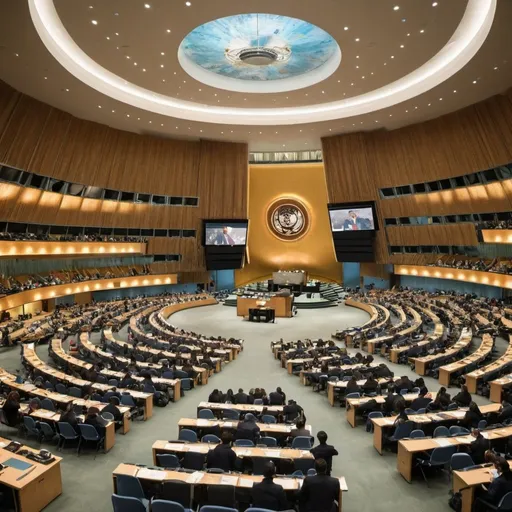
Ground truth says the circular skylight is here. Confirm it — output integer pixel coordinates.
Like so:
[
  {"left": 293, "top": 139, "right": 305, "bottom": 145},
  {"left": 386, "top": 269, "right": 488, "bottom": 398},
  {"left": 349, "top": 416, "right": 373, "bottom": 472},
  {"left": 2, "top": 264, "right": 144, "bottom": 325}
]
[{"left": 178, "top": 13, "right": 341, "bottom": 93}]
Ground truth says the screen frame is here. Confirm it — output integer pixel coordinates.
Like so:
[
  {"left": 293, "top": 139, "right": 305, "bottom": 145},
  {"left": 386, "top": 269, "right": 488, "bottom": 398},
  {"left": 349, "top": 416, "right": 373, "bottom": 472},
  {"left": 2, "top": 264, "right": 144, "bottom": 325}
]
[
  {"left": 327, "top": 201, "right": 379, "bottom": 232},
  {"left": 202, "top": 218, "right": 249, "bottom": 246}
]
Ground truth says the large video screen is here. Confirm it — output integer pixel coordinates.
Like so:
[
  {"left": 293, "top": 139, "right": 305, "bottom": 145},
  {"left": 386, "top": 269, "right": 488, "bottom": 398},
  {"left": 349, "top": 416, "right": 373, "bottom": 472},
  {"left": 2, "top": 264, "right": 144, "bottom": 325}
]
[
  {"left": 204, "top": 221, "right": 248, "bottom": 246},
  {"left": 329, "top": 206, "right": 376, "bottom": 232}
]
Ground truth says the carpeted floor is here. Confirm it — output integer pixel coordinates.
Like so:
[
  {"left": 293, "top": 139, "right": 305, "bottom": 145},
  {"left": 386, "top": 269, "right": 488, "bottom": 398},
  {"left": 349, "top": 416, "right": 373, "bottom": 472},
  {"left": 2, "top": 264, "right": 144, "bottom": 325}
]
[{"left": 0, "top": 303, "right": 494, "bottom": 511}]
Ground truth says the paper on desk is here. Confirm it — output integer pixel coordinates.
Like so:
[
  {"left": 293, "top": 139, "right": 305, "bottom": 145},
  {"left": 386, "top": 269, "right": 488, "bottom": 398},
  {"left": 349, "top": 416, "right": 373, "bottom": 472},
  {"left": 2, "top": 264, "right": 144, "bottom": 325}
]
[
  {"left": 188, "top": 445, "right": 207, "bottom": 453},
  {"left": 137, "top": 468, "right": 166, "bottom": 481},
  {"left": 196, "top": 419, "right": 211, "bottom": 427},
  {"left": 165, "top": 443, "right": 185, "bottom": 451},
  {"left": 339, "top": 477, "right": 348, "bottom": 492},
  {"left": 264, "top": 450, "right": 281, "bottom": 458},
  {"left": 238, "top": 478, "right": 254, "bottom": 488},
  {"left": 450, "top": 411, "right": 467, "bottom": 419},
  {"left": 454, "top": 437, "right": 473, "bottom": 445},
  {"left": 220, "top": 475, "right": 239, "bottom": 486},
  {"left": 481, "top": 432, "right": 490, "bottom": 439},
  {"left": 274, "top": 478, "right": 296, "bottom": 490},
  {"left": 223, "top": 422, "right": 234, "bottom": 428},
  {"left": 186, "top": 471, "right": 204, "bottom": 484},
  {"left": 434, "top": 439, "right": 453, "bottom": 447},
  {"left": 384, "top": 418, "right": 396, "bottom": 425},
  {"left": 300, "top": 450, "right": 311, "bottom": 457},
  {"left": 236, "top": 449, "right": 251, "bottom": 456}
]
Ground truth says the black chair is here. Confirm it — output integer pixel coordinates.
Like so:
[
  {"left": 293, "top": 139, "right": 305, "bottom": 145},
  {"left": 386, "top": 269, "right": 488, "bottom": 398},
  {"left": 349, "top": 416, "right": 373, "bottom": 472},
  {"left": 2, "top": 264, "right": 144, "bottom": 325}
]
[
  {"left": 206, "top": 485, "right": 236, "bottom": 508},
  {"left": 475, "top": 491, "right": 512, "bottom": 511},
  {"left": 182, "top": 452, "right": 205, "bottom": 471},
  {"left": 161, "top": 480, "right": 193, "bottom": 509}
]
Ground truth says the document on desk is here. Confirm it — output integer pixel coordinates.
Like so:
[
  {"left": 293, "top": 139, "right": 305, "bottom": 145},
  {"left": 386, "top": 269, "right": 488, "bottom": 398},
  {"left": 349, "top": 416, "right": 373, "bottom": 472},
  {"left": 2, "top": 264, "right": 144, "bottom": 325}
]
[
  {"left": 454, "top": 437, "right": 473, "bottom": 445},
  {"left": 220, "top": 475, "right": 239, "bottom": 486},
  {"left": 186, "top": 471, "right": 204, "bottom": 484},
  {"left": 235, "top": 449, "right": 251, "bottom": 456},
  {"left": 3, "top": 458, "right": 33, "bottom": 471},
  {"left": 222, "top": 422, "right": 235, "bottom": 428},
  {"left": 196, "top": 419, "right": 211, "bottom": 427},
  {"left": 434, "top": 439, "right": 453, "bottom": 447},
  {"left": 165, "top": 443, "right": 185, "bottom": 451},
  {"left": 238, "top": 477, "right": 254, "bottom": 488},
  {"left": 274, "top": 478, "right": 296, "bottom": 490},
  {"left": 137, "top": 468, "right": 167, "bottom": 481},
  {"left": 264, "top": 450, "right": 281, "bottom": 458},
  {"left": 187, "top": 445, "right": 207, "bottom": 453}
]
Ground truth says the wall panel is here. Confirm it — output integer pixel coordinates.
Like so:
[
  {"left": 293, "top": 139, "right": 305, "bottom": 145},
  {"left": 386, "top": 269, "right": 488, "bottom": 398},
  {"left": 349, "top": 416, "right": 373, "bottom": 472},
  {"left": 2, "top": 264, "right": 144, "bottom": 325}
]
[{"left": 385, "top": 224, "right": 479, "bottom": 246}]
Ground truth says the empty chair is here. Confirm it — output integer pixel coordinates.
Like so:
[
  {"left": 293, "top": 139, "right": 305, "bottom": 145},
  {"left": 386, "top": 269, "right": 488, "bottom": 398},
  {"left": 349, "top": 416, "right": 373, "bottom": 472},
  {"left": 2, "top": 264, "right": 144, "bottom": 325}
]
[
  {"left": 200, "top": 506, "right": 237, "bottom": 512},
  {"left": 181, "top": 379, "right": 193, "bottom": 392},
  {"left": 44, "top": 381, "right": 54, "bottom": 390},
  {"left": 400, "top": 389, "right": 409, "bottom": 396},
  {"left": 57, "top": 422, "right": 80, "bottom": 451},
  {"left": 112, "top": 494, "right": 148, "bottom": 512},
  {"left": 291, "top": 436, "right": 313, "bottom": 449},
  {"left": 39, "top": 422, "right": 59, "bottom": 444},
  {"left": 447, "top": 403, "right": 458, "bottom": 411},
  {"left": 404, "top": 409, "right": 416, "bottom": 415},
  {"left": 291, "top": 470, "right": 304, "bottom": 477},
  {"left": 261, "top": 415, "right": 277, "bottom": 424},
  {"left": 202, "top": 434, "right": 221, "bottom": 444},
  {"left": 55, "top": 383, "right": 68, "bottom": 395},
  {"left": 205, "top": 485, "right": 236, "bottom": 508},
  {"left": 258, "top": 437, "right": 277, "bottom": 448},
  {"left": 41, "top": 398, "right": 55, "bottom": 411},
  {"left": 92, "top": 393, "right": 104, "bottom": 402},
  {"left": 182, "top": 452, "right": 205, "bottom": 471},
  {"left": 478, "top": 419, "right": 488, "bottom": 430},
  {"left": 450, "top": 453, "right": 475, "bottom": 472},
  {"left": 307, "top": 468, "right": 317, "bottom": 476},
  {"left": 198, "top": 409, "right": 215, "bottom": 420},
  {"left": 77, "top": 424, "right": 105, "bottom": 455},
  {"left": 152, "top": 499, "right": 192, "bottom": 512},
  {"left": 23, "top": 416, "right": 41, "bottom": 441},
  {"left": 156, "top": 454, "right": 181, "bottom": 469},
  {"left": 222, "top": 409, "right": 240, "bottom": 421},
  {"left": 234, "top": 439, "right": 254, "bottom": 447},
  {"left": 162, "top": 370, "right": 175, "bottom": 380},
  {"left": 116, "top": 475, "right": 149, "bottom": 509},
  {"left": 345, "top": 392, "right": 360, "bottom": 399},
  {"left": 416, "top": 446, "right": 457, "bottom": 486},
  {"left": 96, "top": 375, "right": 108, "bottom": 384},
  {"left": 162, "top": 480, "right": 193, "bottom": 509},
  {"left": 410, "top": 430, "right": 426, "bottom": 439},
  {"left": 68, "top": 387, "right": 82, "bottom": 398},
  {"left": 433, "top": 426, "right": 450, "bottom": 438},
  {"left": 179, "top": 429, "right": 198, "bottom": 443}
]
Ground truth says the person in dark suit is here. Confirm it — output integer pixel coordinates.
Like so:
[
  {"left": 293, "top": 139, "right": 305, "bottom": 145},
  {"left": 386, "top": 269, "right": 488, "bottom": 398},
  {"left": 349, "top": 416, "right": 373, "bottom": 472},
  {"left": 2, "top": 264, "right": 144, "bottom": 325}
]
[
  {"left": 299, "top": 458, "right": 340, "bottom": 512},
  {"left": 382, "top": 390, "right": 398, "bottom": 415},
  {"left": 251, "top": 461, "right": 289, "bottom": 511},
  {"left": 215, "top": 227, "right": 235, "bottom": 246},
  {"left": 343, "top": 211, "right": 367, "bottom": 231},
  {"left": 374, "top": 363, "right": 393, "bottom": 379},
  {"left": 208, "top": 389, "right": 223, "bottom": 403},
  {"left": 102, "top": 397, "right": 123, "bottom": 424},
  {"left": 290, "top": 418, "right": 311, "bottom": 439},
  {"left": 498, "top": 400, "right": 512, "bottom": 423},
  {"left": 470, "top": 428, "right": 490, "bottom": 464},
  {"left": 310, "top": 431, "right": 339, "bottom": 475},
  {"left": 478, "top": 457, "right": 512, "bottom": 507},
  {"left": 362, "top": 373, "right": 379, "bottom": 394},
  {"left": 84, "top": 406, "right": 108, "bottom": 436},
  {"left": 235, "top": 413, "right": 260, "bottom": 443},
  {"left": 463, "top": 402, "right": 484, "bottom": 429},
  {"left": 269, "top": 387, "right": 286, "bottom": 406},
  {"left": 206, "top": 431, "right": 236, "bottom": 472},
  {"left": 283, "top": 400, "right": 303, "bottom": 422},
  {"left": 345, "top": 376, "right": 360, "bottom": 395},
  {"left": 60, "top": 402, "right": 82, "bottom": 433},
  {"left": 452, "top": 385, "right": 472, "bottom": 407},
  {"left": 234, "top": 388, "right": 249, "bottom": 404},
  {"left": 409, "top": 387, "right": 432, "bottom": 411}
]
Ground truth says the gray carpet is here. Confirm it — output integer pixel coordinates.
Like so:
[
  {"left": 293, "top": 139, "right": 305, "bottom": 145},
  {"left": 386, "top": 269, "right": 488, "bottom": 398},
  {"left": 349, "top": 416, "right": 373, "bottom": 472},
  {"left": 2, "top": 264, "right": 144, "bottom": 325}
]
[{"left": 0, "top": 303, "right": 491, "bottom": 511}]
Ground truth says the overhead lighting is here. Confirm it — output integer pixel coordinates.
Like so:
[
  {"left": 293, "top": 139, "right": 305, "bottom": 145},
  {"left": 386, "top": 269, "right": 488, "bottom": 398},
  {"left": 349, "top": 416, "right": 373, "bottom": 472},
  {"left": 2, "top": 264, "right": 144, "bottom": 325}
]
[
  {"left": 393, "top": 5, "right": 400, "bottom": 10},
  {"left": 44, "top": 76, "right": 47, "bottom": 79},
  {"left": 344, "top": 26, "right": 349, "bottom": 31},
  {"left": 160, "top": 64, "right": 164, "bottom": 68},
  {"left": 111, "top": 109, "right": 115, "bottom": 112},
  {"left": 144, "top": 3, "right": 151, "bottom": 8},
  {"left": 400, "top": 44, "right": 405, "bottom": 48},
  {"left": 161, "top": 52, "right": 165, "bottom": 56},
  {"left": 91, "top": 20, "right": 98, "bottom": 25},
  {"left": 494, "top": 66, "right": 498, "bottom": 70},
  {"left": 420, "top": 29, "right": 425, "bottom": 33},
  {"left": 453, "top": 89, "right": 457, "bottom": 93},
  {"left": 185, "top": 1, "right": 191, "bottom": 5},
  {"left": 439, "top": 97, "right": 443, "bottom": 101},
  {"left": 355, "top": 38, "right": 360, "bottom": 42},
  {"left": 166, "top": 29, "right": 171, "bottom": 33},
  {"left": 473, "top": 79, "right": 477, "bottom": 83},
  {"left": 65, "top": 88, "right": 69, "bottom": 92},
  {"left": 98, "top": 105, "right": 102, "bottom": 108},
  {"left": 432, "top": 1, "right": 438, "bottom": 6},
  {"left": 106, "top": 36, "right": 110, "bottom": 40}
]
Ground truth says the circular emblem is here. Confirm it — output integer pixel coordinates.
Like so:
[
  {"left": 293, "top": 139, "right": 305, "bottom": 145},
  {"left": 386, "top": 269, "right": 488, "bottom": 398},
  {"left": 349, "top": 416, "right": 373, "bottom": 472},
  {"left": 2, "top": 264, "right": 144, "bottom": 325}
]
[{"left": 267, "top": 198, "right": 310, "bottom": 241}]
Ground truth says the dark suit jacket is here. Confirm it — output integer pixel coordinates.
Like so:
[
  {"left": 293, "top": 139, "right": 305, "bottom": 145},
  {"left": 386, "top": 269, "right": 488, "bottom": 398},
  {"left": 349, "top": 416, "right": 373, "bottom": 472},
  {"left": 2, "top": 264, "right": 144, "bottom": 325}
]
[
  {"left": 269, "top": 391, "right": 285, "bottom": 405},
  {"left": 206, "top": 443, "right": 236, "bottom": 472},
  {"left": 487, "top": 473, "right": 512, "bottom": 504},
  {"left": 498, "top": 405, "right": 512, "bottom": 423},
  {"left": 310, "top": 443, "right": 339, "bottom": 474},
  {"left": 470, "top": 434, "right": 490, "bottom": 464},
  {"left": 235, "top": 420, "right": 260, "bottom": 442},
  {"left": 290, "top": 427, "right": 311, "bottom": 438},
  {"left": 234, "top": 392, "right": 249, "bottom": 404},
  {"left": 409, "top": 396, "right": 432, "bottom": 411},
  {"left": 251, "top": 477, "right": 288, "bottom": 511},
  {"left": 299, "top": 474, "right": 340, "bottom": 512}
]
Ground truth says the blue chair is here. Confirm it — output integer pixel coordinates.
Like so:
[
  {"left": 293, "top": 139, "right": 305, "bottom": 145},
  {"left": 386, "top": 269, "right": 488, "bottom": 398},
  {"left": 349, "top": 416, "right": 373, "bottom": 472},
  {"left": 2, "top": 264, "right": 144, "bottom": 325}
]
[
  {"left": 152, "top": 499, "right": 192, "bottom": 512},
  {"left": 405, "top": 409, "right": 415, "bottom": 415},
  {"left": 345, "top": 392, "right": 360, "bottom": 399},
  {"left": 181, "top": 378, "right": 193, "bottom": 392},
  {"left": 162, "top": 371, "right": 175, "bottom": 380},
  {"left": 366, "top": 411, "right": 383, "bottom": 433},
  {"left": 112, "top": 494, "right": 148, "bottom": 512},
  {"left": 55, "top": 383, "right": 68, "bottom": 395},
  {"left": 23, "top": 416, "right": 41, "bottom": 441},
  {"left": 416, "top": 408, "right": 427, "bottom": 414},
  {"left": 416, "top": 446, "right": 457, "bottom": 486},
  {"left": 291, "top": 470, "right": 304, "bottom": 477},
  {"left": 389, "top": 421, "right": 415, "bottom": 442},
  {"left": 433, "top": 426, "right": 450, "bottom": 438},
  {"left": 246, "top": 509, "right": 277, "bottom": 512},
  {"left": 121, "top": 394, "right": 145, "bottom": 420},
  {"left": 101, "top": 411, "right": 115, "bottom": 422},
  {"left": 292, "top": 436, "right": 313, "bottom": 449},
  {"left": 77, "top": 424, "right": 105, "bottom": 455},
  {"left": 450, "top": 453, "right": 475, "bottom": 472},
  {"left": 294, "top": 458, "right": 315, "bottom": 474},
  {"left": 412, "top": 387, "right": 421, "bottom": 394},
  {"left": 410, "top": 430, "right": 426, "bottom": 439},
  {"left": 478, "top": 419, "right": 488, "bottom": 430},
  {"left": 108, "top": 379, "right": 119, "bottom": 386},
  {"left": 202, "top": 434, "right": 221, "bottom": 444},
  {"left": 307, "top": 468, "right": 317, "bottom": 476},
  {"left": 44, "top": 381, "right": 54, "bottom": 390},
  {"left": 39, "top": 422, "right": 59, "bottom": 444},
  {"left": 41, "top": 398, "right": 55, "bottom": 411},
  {"left": 447, "top": 403, "right": 458, "bottom": 411},
  {"left": 116, "top": 475, "right": 149, "bottom": 508},
  {"left": 258, "top": 437, "right": 277, "bottom": 448},
  {"left": 200, "top": 506, "right": 238, "bottom": 512},
  {"left": 92, "top": 393, "right": 103, "bottom": 402},
  {"left": 400, "top": 389, "right": 409, "bottom": 396},
  {"left": 234, "top": 439, "right": 254, "bottom": 447},
  {"left": 182, "top": 452, "right": 205, "bottom": 471},
  {"left": 222, "top": 409, "right": 240, "bottom": 420},
  {"left": 253, "top": 399, "right": 264, "bottom": 405},
  {"left": 68, "top": 387, "right": 82, "bottom": 398},
  {"left": 156, "top": 454, "right": 181, "bottom": 469},
  {"left": 198, "top": 409, "right": 215, "bottom": 420},
  {"left": 179, "top": 429, "right": 198, "bottom": 443},
  {"left": 96, "top": 375, "right": 108, "bottom": 384},
  {"left": 261, "top": 415, "right": 276, "bottom": 424},
  {"left": 57, "top": 422, "right": 79, "bottom": 451},
  {"left": 475, "top": 490, "right": 512, "bottom": 511}
]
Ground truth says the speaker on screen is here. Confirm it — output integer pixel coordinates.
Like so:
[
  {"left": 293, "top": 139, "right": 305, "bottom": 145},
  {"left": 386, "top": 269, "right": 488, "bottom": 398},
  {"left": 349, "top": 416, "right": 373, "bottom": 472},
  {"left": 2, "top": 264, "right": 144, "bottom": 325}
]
[
  {"left": 327, "top": 201, "right": 378, "bottom": 262},
  {"left": 202, "top": 219, "right": 248, "bottom": 270}
]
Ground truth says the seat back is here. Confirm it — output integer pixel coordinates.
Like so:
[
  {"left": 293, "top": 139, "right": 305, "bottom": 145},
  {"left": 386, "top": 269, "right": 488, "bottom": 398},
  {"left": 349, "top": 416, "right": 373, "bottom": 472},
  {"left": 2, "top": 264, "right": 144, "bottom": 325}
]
[
  {"left": 346, "top": 392, "right": 360, "bottom": 399},
  {"left": 181, "top": 378, "right": 193, "bottom": 391},
  {"left": 121, "top": 394, "right": 136, "bottom": 407},
  {"left": 478, "top": 419, "right": 488, "bottom": 430},
  {"left": 410, "top": 429, "right": 425, "bottom": 439},
  {"left": 234, "top": 439, "right": 254, "bottom": 447},
  {"left": 101, "top": 412, "right": 115, "bottom": 422},
  {"left": 198, "top": 409, "right": 215, "bottom": 420},
  {"left": 258, "top": 437, "right": 277, "bottom": 447},
  {"left": 433, "top": 426, "right": 450, "bottom": 438},
  {"left": 39, "top": 422, "right": 55, "bottom": 439},
  {"left": 23, "top": 415, "right": 38, "bottom": 432},
  {"left": 430, "top": 446, "right": 457, "bottom": 464},
  {"left": 222, "top": 409, "right": 240, "bottom": 420},
  {"left": 392, "top": 421, "right": 414, "bottom": 440},
  {"left": 253, "top": 399, "right": 264, "bottom": 405},
  {"left": 202, "top": 434, "right": 221, "bottom": 444},
  {"left": 162, "top": 480, "right": 192, "bottom": 508},
  {"left": 112, "top": 494, "right": 147, "bottom": 512},
  {"left": 78, "top": 423, "right": 100, "bottom": 441},
  {"left": 182, "top": 451, "right": 205, "bottom": 471},
  {"left": 498, "top": 491, "right": 512, "bottom": 510},
  {"left": 450, "top": 453, "right": 474, "bottom": 471},
  {"left": 55, "top": 383, "right": 68, "bottom": 394},
  {"left": 261, "top": 415, "right": 276, "bottom": 424},
  {"left": 368, "top": 412, "right": 383, "bottom": 420},
  {"left": 156, "top": 454, "right": 181, "bottom": 469},
  {"left": 151, "top": 499, "right": 186, "bottom": 512},
  {"left": 200, "top": 506, "right": 238, "bottom": 512},
  {"left": 58, "top": 422, "right": 78, "bottom": 439},
  {"left": 179, "top": 428, "right": 198, "bottom": 443},
  {"left": 69, "top": 387, "right": 82, "bottom": 398},
  {"left": 116, "top": 474, "right": 146, "bottom": 500},
  {"left": 291, "top": 436, "right": 313, "bottom": 449},
  {"left": 206, "top": 485, "right": 236, "bottom": 508},
  {"left": 307, "top": 468, "right": 317, "bottom": 476},
  {"left": 41, "top": 398, "right": 55, "bottom": 411}
]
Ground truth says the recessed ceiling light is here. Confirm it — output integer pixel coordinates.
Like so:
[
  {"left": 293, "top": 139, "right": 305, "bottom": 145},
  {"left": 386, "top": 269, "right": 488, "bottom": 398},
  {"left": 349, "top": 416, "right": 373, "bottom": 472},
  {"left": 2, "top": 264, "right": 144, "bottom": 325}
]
[
  {"left": 115, "top": 32, "right": 119, "bottom": 36},
  {"left": 321, "top": 90, "right": 325, "bottom": 94},
  {"left": 356, "top": 66, "right": 359, "bottom": 69},
  {"left": 162, "top": 79, "right": 166, "bottom": 82},
  {"left": 393, "top": 5, "right": 400, "bottom": 10},
  {"left": 400, "top": 44, "right": 405, "bottom": 48},
  {"left": 362, "top": 76, "right": 365, "bottom": 79},
  {"left": 356, "top": 55, "right": 360, "bottom": 59},
  {"left": 282, "top": 144, "right": 286, "bottom": 147},
  {"left": 65, "top": 88, "right": 69, "bottom": 92},
  {"left": 112, "top": 109, "right": 115, "bottom": 113},
  {"left": 185, "top": 1, "right": 191, "bottom": 5},
  {"left": 337, "top": 80, "right": 340, "bottom": 83},
  {"left": 344, "top": 26, "right": 349, "bottom": 31},
  {"left": 407, "top": 33, "right": 411, "bottom": 36},
  {"left": 414, "top": 106, "right": 418, "bottom": 109},
  {"left": 405, "top": 110, "right": 408, "bottom": 113},
  {"left": 91, "top": 20, "right": 98, "bottom": 25},
  {"left": 453, "top": 89, "right": 457, "bottom": 93},
  {"left": 44, "top": 76, "right": 47, "bottom": 80},
  {"left": 391, "top": 55, "right": 395, "bottom": 59},
  {"left": 166, "top": 29, "right": 171, "bottom": 33},
  {"left": 432, "top": 2, "right": 438, "bottom": 6},
  {"left": 384, "top": 62, "right": 387, "bottom": 66},
  {"left": 389, "top": 114, "right": 392, "bottom": 117},
  {"left": 161, "top": 123, "right": 164, "bottom": 126},
  {"left": 106, "top": 36, "right": 110, "bottom": 40},
  {"left": 161, "top": 52, "right": 165, "bottom": 56},
  {"left": 126, "top": 56, "right": 130, "bottom": 59},
  {"left": 142, "top": 68, "right": 146, "bottom": 72},
  {"left": 428, "top": 103, "right": 431, "bottom": 106},
  {"left": 114, "top": 12, "right": 119, "bottom": 16},
  {"left": 472, "top": 80, "right": 477, "bottom": 84},
  {"left": 420, "top": 29, "right": 425, "bottom": 33},
  {"left": 375, "top": 120, "right": 379, "bottom": 123},
  {"left": 160, "top": 64, "right": 164, "bottom": 68},
  {"left": 137, "top": 117, "right": 140, "bottom": 120},
  {"left": 401, "top": 18, "right": 407, "bottom": 22},
  {"left": 149, "top": 120, "right": 152, "bottom": 123},
  {"left": 98, "top": 105, "right": 102, "bottom": 108},
  {"left": 88, "top": 5, "right": 93, "bottom": 8},
  {"left": 439, "top": 97, "right": 443, "bottom": 101},
  {"left": 134, "top": 62, "right": 137, "bottom": 66},
  {"left": 355, "top": 38, "right": 360, "bottom": 42},
  {"left": 127, "top": 114, "right": 130, "bottom": 117},
  {"left": 144, "top": 3, "right": 151, "bottom": 8}
]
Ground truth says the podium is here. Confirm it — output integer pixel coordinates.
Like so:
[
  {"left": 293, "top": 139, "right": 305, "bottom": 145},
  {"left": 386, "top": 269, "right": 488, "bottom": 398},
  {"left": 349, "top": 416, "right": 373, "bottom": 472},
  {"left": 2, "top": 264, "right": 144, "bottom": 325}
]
[{"left": 237, "top": 296, "right": 293, "bottom": 318}]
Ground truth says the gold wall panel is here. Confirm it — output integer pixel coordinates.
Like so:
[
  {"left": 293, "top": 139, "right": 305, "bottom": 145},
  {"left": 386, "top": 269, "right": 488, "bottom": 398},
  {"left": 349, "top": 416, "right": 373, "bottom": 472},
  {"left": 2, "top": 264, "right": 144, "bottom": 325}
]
[{"left": 235, "top": 164, "right": 341, "bottom": 286}]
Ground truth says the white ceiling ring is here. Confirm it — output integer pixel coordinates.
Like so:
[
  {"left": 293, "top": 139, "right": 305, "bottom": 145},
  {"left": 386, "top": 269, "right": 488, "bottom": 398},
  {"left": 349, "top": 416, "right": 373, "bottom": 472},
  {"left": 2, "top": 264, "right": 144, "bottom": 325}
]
[{"left": 29, "top": 0, "right": 496, "bottom": 126}]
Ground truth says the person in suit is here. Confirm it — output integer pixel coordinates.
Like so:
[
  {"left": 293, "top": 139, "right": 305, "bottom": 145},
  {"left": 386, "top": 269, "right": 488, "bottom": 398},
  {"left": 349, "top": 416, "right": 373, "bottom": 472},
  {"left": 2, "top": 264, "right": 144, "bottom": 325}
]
[
  {"left": 1, "top": 391, "right": 21, "bottom": 427},
  {"left": 310, "top": 431, "right": 339, "bottom": 475},
  {"left": 470, "top": 428, "right": 490, "bottom": 464},
  {"left": 343, "top": 210, "right": 366, "bottom": 231},
  {"left": 206, "top": 431, "right": 237, "bottom": 472},
  {"left": 235, "top": 413, "right": 260, "bottom": 443},
  {"left": 452, "top": 385, "right": 472, "bottom": 407},
  {"left": 102, "top": 397, "right": 123, "bottom": 425},
  {"left": 299, "top": 458, "right": 340, "bottom": 512},
  {"left": 498, "top": 399, "right": 512, "bottom": 423},
  {"left": 269, "top": 387, "right": 286, "bottom": 405},
  {"left": 251, "top": 461, "right": 289, "bottom": 511},
  {"left": 477, "top": 457, "right": 512, "bottom": 507},
  {"left": 215, "top": 226, "right": 235, "bottom": 246},
  {"left": 84, "top": 406, "right": 108, "bottom": 436},
  {"left": 362, "top": 373, "right": 379, "bottom": 394},
  {"left": 234, "top": 388, "right": 249, "bottom": 404},
  {"left": 290, "top": 418, "right": 311, "bottom": 439},
  {"left": 60, "top": 402, "right": 81, "bottom": 433},
  {"left": 345, "top": 376, "right": 360, "bottom": 395},
  {"left": 409, "top": 387, "right": 432, "bottom": 411},
  {"left": 463, "top": 401, "right": 484, "bottom": 429},
  {"left": 283, "top": 399, "right": 303, "bottom": 422},
  {"left": 208, "top": 389, "right": 223, "bottom": 403}
]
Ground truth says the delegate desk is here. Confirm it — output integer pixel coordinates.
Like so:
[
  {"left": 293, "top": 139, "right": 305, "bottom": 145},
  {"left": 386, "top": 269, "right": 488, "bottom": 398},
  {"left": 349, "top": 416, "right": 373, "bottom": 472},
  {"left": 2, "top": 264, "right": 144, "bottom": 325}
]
[
  {"left": 152, "top": 441, "right": 314, "bottom": 466},
  {"left": 0, "top": 437, "right": 62, "bottom": 512},
  {"left": 285, "top": 356, "right": 333, "bottom": 375},
  {"left": 327, "top": 378, "right": 393, "bottom": 407},
  {"left": 113, "top": 463, "right": 347, "bottom": 512},
  {"left": 197, "top": 402, "right": 284, "bottom": 417},
  {"left": 345, "top": 392, "right": 438, "bottom": 428},
  {"left": 398, "top": 426, "right": 512, "bottom": 484},
  {"left": 453, "top": 460, "right": 512, "bottom": 512},
  {"left": 465, "top": 336, "right": 512, "bottom": 394},
  {"left": 371, "top": 404, "right": 501, "bottom": 455},
  {"left": 237, "top": 296, "right": 292, "bottom": 318},
  {"left": 248, "top": 307, "right": 275, "bottom": 323},
  {"left": 489, "top": 374, "right": 512, "bottom": 403},
  {"left": 438, "top": 334, "right": 493, "bottom": 386}
]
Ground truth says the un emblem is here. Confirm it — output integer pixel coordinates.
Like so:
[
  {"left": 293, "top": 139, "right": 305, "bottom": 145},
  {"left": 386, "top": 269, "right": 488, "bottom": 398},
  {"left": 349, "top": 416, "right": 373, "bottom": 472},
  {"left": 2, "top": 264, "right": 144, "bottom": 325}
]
[{"left": 267, "top": 198, "right": 310, "bottom": 241}]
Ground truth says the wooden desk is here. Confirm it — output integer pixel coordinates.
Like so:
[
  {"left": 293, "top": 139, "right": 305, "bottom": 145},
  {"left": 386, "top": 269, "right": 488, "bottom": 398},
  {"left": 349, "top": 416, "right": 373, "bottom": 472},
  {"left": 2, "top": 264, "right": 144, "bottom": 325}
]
[
  {"left": 152, "top": 441, "right": 314, "bottom": 465},
  {"left": 237, "top": 296, "right": 292, "bottom": 318},
  {"left": 489, "top": 374, "right": 512, "bottom": 403},
  {"left": 327, "top": 378, "right": 393, "bottom": 407},
  {"left": 197, "top": 402, "right": 283, "bottom": 416},
  {"left": 112, "top": 463, "right": 347, "bottom": 512},
  {"left": 285, "top": 356, "right": 333, "bottom": 375},
  {"left": 0, "top": 436, "right": 62, "bottom": 512}
]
